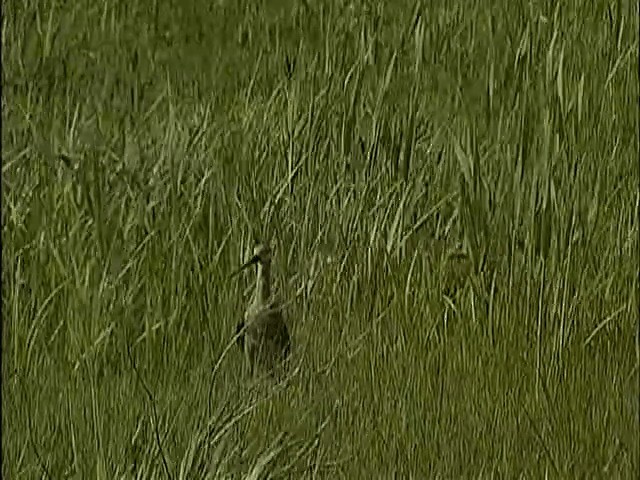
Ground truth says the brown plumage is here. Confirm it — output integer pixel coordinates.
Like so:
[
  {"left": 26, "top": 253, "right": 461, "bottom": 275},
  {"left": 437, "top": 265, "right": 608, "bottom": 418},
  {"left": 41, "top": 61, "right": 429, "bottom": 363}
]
[{"left": 232, "top": 244, "right": 290, "bottom": 378}]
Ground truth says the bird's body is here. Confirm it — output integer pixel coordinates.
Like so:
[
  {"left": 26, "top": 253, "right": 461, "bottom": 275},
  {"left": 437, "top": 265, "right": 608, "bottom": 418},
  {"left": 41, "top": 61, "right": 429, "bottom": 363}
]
[{"left": 233, "top": 244, "right": 290, "bottom": 378}]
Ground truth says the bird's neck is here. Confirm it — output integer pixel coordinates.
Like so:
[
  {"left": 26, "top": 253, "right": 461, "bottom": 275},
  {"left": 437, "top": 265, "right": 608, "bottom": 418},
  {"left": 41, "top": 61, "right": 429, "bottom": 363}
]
[{"left": 255, "top": 262, "right": 271, "bottom": 303}]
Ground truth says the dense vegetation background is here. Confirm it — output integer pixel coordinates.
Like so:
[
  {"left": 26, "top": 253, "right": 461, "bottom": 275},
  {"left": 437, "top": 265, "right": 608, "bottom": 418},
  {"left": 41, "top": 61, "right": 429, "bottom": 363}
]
[{"left": 3, "top": 0, "right": 638, "bottom": 477}]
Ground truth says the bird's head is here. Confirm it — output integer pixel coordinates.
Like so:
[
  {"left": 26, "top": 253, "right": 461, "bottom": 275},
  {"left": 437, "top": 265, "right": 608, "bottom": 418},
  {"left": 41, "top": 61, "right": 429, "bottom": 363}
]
[
  {"left": 252, "top": 243, "right": 272, "bottom": 263},
  {"left": 230, "top": 243, "right": 272, "bottom": 277}
]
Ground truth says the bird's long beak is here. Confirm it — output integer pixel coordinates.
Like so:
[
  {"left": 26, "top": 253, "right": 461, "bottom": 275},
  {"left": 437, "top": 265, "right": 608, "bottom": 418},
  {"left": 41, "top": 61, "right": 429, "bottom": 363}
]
[{"left": 229, "top": 255, "right": 260, "bottom": 278}]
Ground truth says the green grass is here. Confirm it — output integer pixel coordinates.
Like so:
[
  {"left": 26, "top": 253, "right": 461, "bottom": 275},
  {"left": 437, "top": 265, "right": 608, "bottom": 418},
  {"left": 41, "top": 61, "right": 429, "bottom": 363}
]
[{"left": 2, "top": 0, "right": 638, "bottom": 477}]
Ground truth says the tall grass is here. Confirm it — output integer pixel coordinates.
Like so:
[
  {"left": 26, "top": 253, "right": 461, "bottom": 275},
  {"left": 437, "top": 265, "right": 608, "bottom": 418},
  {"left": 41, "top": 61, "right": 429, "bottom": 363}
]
[{"left": 3, "top": 0, "right": 638, "bottom": 477}]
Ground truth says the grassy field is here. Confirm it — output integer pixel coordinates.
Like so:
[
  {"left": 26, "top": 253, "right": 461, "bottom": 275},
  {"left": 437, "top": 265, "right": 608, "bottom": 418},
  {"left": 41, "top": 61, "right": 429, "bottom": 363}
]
[{"left": 2, "top": 0, "right": 638, "bottom": 477}]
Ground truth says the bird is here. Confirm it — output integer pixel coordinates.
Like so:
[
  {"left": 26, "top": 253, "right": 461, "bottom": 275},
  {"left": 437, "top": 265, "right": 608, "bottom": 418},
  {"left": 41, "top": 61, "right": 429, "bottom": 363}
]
[{"left": 232, "top": 243, "right": 291, "bottom": 378}]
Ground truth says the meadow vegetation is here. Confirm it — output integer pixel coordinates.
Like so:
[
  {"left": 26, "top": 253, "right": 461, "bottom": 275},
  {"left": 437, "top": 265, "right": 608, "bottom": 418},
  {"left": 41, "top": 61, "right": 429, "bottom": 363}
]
[{"left": 2, "top": 0, "right": 638, "bottom": 477}]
